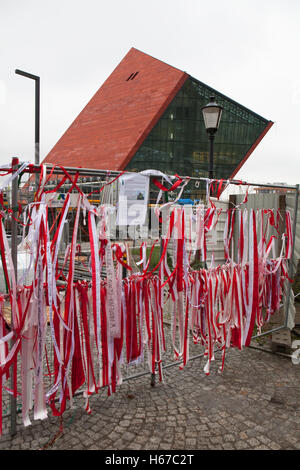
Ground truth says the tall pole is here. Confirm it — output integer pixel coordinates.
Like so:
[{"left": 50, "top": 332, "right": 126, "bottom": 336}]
[
  {"left": 284, "top": 184, "right": 299, "bottom": 328},
  {"left": 35, "top": 75, "right": 40, "bottom": 190},
  {"left": 208, "top": 132, "right": 214, "bottom": 180},
  {"left": 10, "top": 157, "right": 19, "bottom": 436},
  {"left": 15, "top": 69, "right": 40, "bottom": 190}
]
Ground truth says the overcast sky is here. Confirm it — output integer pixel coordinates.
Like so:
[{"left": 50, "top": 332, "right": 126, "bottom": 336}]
[{"left": 0, "top": 0, "right": 299, "bottom": 186}]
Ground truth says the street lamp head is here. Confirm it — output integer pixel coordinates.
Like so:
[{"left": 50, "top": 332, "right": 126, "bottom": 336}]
[
  {"left": 201, "top": 96, "right": 223, "bottom": 134},
  {"left": 15, "top": 69, "right": 40, "bottom": 81}
]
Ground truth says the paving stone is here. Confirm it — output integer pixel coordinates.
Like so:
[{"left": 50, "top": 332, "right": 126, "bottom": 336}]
[
  {"left": 107, "top": 431, "right": 121, "bottom": 441},
  {"left": 30, "top": 441, "right": 40, "bottom": 450},
  {"left": 121, "top": 431, "right": 136, "bottom": 442},
  {"left": 258, "top": 435, "right": 272, "bottom": 445},
  {"left": 224, "top": 434, "right": 235, "bottom": 442},
  {"left": 235, "top": 440, "right": 249, "bottom": 450},
  {"left": 127, "top": 442, "right": 143, "bottom": 450},
  {"left": 112, "top": 439, "right": 125, "bottom": 449},
  {"left": 186, "top": 438, "right": 197, "bottom": 446},
  {"left": 269, "top": 441, "right": 282, "bottom": 450},
  {"left": 248, "top": 437, "right": 260, "bottom": 447},
  {"left": 222, "top": 442, "right": 235, "bottom": 450},
  {"left": 119, "top": 419, "right": 131, "bottom": 427}
]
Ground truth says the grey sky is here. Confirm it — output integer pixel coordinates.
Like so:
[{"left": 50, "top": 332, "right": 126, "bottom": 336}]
[{"left": 0, "top": 0, "right": 299, "bottom": 185}]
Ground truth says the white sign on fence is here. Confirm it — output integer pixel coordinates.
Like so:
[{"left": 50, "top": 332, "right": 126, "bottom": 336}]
[{"left": 45, "top": 193, "right": 80, "bottom": 208}]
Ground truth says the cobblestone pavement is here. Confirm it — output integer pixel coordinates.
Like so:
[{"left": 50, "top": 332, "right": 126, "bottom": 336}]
[{"left": 0, "top": 342, "right": 299, "bottom": 451}]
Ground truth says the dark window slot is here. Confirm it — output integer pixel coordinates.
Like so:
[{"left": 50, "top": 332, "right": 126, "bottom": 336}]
[{"left": 126, "top": 72, "right": 139, "bottom": 81}]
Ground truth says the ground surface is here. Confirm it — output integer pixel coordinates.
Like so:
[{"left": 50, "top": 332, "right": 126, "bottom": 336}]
[{"left": 0, "top": 341, "right": 299, "bottom": 451}]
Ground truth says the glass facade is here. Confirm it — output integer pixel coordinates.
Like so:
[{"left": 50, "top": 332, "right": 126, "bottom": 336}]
[{"left": 125, "top": 77, "right": 269, "bottom": 200}]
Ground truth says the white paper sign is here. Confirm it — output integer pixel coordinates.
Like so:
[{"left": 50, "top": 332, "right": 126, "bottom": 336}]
[
  {"left": 117, "top": 173, "right": 149, "bottom": 226},
  {"left": 44, "top": 192, "right": 79, "bottom": 208}
]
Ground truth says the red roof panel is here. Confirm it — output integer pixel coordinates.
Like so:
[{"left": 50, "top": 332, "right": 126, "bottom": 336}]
[{"left": 43, "top": 48, "right": 188, "bottom": 170}]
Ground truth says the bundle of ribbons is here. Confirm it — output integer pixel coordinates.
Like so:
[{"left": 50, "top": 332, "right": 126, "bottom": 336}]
[{"left": 0, "top": 164, "right": 294, "bottom": 435}]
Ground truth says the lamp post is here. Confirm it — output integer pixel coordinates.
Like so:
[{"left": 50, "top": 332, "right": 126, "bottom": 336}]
[
  {"left": 201, "top": 96, "right": 223, "bottom": 180},
  {"left": 15, "top": 69, "right": 40, "bottom": 188}
]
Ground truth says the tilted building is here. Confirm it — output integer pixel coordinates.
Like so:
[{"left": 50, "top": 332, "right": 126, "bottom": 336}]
[{"left": 43, "top": 47, "right": 273, "bottom": 198}]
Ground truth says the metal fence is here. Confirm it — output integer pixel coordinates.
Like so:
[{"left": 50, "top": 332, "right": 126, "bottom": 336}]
[{"left": 1, "top": 159, "right": 299, "bottom": 436}]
